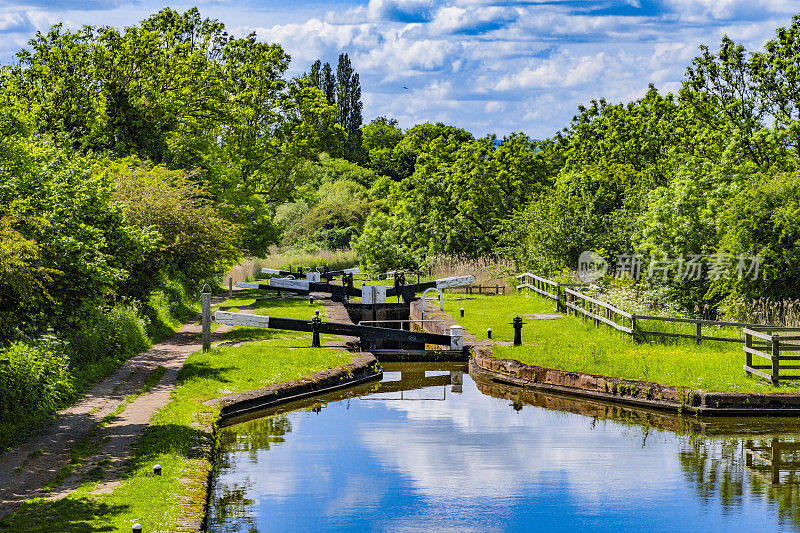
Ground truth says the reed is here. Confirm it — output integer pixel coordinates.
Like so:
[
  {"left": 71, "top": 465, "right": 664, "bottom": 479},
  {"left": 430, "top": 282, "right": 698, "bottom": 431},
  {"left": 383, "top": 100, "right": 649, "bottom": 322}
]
[
  {"left": 720, "top": 297, "right": 800, "bottom": 327},
  {"left": 226, "top": 248, "right": 358, "bottom": 284},
  {"left": 427, "top": 255, "right": 516, "bottom": 290}
]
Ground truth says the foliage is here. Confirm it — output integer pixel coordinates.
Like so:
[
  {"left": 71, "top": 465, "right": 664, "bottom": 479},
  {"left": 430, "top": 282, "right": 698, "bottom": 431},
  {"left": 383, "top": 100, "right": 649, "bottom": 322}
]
[
  {"left": 109, "top": 158, "right": 238, "bottom": 292},
  {"left": 0, "top": 342, "right": 73, "bottom": 449}
]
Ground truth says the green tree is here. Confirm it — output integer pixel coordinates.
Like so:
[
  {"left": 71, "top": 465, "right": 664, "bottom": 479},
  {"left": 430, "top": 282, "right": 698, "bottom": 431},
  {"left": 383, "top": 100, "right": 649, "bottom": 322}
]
[
  {"left": 362, "top": 117, "right": 404, "bottom": 179},
  {"left": 336, "top": 53, "right": 363, "bottom": 161}
]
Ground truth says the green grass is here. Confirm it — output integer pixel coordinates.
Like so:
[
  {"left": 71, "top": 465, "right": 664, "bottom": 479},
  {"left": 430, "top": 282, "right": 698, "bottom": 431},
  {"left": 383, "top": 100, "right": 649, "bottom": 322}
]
[
  {"left": 0, "top": 297, "right": 354, "bottom": 532},
  {"left": 444, "top": 292, "right": 557, "bottom": 342},
  {"left": 214, "top": 293, "right": 328, "bottom": 343},
  {"left": 455, "top": 293, "right": 800, "bottom": 394}
]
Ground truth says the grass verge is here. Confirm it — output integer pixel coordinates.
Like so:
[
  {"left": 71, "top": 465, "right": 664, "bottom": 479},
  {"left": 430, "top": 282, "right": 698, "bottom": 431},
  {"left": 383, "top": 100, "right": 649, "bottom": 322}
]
[
  {"left": 452, "top": 293, "right": 800, "bottom": 393},
  {"left": 0, "top": 294, "right": 354, "bottom": 532}
]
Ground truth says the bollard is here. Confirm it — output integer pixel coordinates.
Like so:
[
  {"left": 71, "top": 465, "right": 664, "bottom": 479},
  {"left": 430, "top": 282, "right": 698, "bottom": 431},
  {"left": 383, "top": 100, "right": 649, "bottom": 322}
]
[
  {"left": 460, "top": 307, "right": 465, "bottom": 318},
  {"left": 309, "top": 295, "right": 314, "bottom": 305},
  {"left": 487, "top": 328, "right": 492, "bottom": 340},
  {"left": 450, "top": 325, "right": 464, "bottom": 351},
  {"left": 201, "top": 288, "right": 211, "bottom": 352},
  {"left": 153, "top": 464, "right": 161, "bottom": 476},
  {"left": 133, "top": 525, "right": 142, "bottom": 533},
  {"left": 312, "top": 315, "right": 321, "bottom": 348},
  {"left": 228, "top": 277, "right": 233, "bottom": 299},
  {"left": 511, "top": 316, "right": 525, "bottom": 346}
]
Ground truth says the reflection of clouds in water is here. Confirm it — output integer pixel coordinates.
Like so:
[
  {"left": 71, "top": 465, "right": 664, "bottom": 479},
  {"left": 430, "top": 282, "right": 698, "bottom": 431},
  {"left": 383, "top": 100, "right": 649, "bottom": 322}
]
[
  {"left": 323, "top": 474, "right": 385, "bottom": 518},
  {"left": 218, "top": 412, "right": 335, "bottom": 502},
  {"left": 358, "top": 381, "right": 683, "bottom": 507}
]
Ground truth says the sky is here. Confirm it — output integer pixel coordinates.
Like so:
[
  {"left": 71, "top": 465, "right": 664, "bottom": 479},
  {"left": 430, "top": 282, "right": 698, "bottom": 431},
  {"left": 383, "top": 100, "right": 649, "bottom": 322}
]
[{"left": 0, "top": 0, "right": 797, "bottom": 139}]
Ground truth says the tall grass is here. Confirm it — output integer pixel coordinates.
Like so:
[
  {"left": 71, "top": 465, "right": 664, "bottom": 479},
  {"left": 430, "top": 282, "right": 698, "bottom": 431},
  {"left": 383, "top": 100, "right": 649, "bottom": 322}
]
[
  {"left": 227, "top": 248, "right": 358, "bottom": 284},
  {"left": 720, "top": 297, "right": 800, "bottom": 327},
  {"left": 427, "top": 255, "right": 516, "bottom": 290}
]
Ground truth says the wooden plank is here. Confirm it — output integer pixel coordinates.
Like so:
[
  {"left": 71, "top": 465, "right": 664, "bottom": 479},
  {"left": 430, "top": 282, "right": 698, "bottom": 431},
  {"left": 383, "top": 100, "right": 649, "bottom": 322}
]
[
  {"left": 564, "top": 288, "right": 632, "bottom": 318},
  {"left": 638, "top": 315, "right": 767, "bottom": 328},
  {"left": 215, "top": 310, "right": 270, "bottom": 328},
  {"left": 744, "top": 365, "right": 773, "bottom": 381},
  {"left": 698, "top": 335, "right": 744, "bottom": 343},
  {"left": 743, "top": 328, "right": 775, "bottom": 341},
  {"left": 745, "top": 346, "right": 773, "bottom": 359},
  {"left": 435, "top": 275, "right": 475, "bottom": 289},
  {"left": 235, "top": 281, "right": 262, "bottom": 289},
  {"left": 516, "top": 272, "right": 558, "bottom": 288},
  {"left": 565, "top": 302, "right": 633, "bottom": 333},
  {"left": 271, "top": 278, "right": 311, "bottom": 291}
]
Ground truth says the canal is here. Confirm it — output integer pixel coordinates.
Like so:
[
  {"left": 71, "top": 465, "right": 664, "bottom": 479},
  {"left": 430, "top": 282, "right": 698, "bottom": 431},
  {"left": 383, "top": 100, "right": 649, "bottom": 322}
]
[{"left": 208, "top": 363, "right": 800, "bottom": 532}]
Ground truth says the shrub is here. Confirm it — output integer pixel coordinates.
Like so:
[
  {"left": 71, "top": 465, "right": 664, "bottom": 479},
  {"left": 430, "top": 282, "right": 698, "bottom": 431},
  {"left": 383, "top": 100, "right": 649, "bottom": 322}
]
[
  {"left": 67, "top": 303, "right": 149, "bottom": 372},
  {"left": 143, "top": 276, "right": 197, "bottom": 341},
  {"left": 109, "top": 157, "right": 239, "bottom": 294},
  {"left": 0, "top": 342, "right": 73, "bottom": 449}
]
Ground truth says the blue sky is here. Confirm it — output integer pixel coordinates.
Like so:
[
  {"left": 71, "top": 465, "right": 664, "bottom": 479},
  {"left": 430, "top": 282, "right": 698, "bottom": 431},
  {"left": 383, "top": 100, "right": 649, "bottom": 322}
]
[{"left": 0, "top": 0, "right": 796, "bottom": 138}]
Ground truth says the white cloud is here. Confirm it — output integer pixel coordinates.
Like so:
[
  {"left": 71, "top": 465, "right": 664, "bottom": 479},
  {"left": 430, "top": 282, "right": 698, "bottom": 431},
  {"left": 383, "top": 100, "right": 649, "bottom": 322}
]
[{"left": 1, "top": 0, "right": 797, "bottom": 138}]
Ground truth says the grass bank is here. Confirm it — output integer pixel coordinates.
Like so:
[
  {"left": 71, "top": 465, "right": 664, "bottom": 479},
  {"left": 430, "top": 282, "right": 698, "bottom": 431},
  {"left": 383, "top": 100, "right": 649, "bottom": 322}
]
[
  {"left": 446, "top": 293, "right": 799, "bottom": 394},
  {"left": 0, "top": 277, "right": 198, "bottom": 452},
  {"left": 0, "top": 293, "right": 355, "bottom": 532}
]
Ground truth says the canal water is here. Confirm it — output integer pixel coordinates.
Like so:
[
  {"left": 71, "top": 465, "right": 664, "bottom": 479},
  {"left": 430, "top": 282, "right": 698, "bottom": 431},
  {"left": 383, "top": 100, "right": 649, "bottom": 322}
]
[{"left": 208, "top": 363, "right": 800, "bottom": 532}]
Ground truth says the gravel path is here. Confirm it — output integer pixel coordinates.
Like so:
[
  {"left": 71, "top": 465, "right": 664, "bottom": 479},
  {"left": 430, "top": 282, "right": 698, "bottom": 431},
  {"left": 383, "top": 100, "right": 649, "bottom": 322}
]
[{"left": 0, "top": 294, "right": 230, "bottom": 519}]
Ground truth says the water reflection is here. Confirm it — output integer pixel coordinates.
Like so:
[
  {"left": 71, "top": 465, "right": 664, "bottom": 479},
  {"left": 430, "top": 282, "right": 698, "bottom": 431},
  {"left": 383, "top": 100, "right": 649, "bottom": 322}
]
[{"left": 209, "top": 364, "right": 800, "bottom": 532}]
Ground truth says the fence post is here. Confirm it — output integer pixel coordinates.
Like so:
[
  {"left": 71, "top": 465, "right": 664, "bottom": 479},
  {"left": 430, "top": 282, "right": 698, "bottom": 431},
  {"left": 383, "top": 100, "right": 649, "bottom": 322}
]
[
  {"left": 695, "top": 321, "right": 701, "bottom": 346},
  {"left": 745, "top": 332, "right": 752, "bottom": 371},
  {"left": 228, "top": 277, "right": 233, "bottom": 299},
  {"left": 201, "top": 289, "right": 212, "bottom": 352},
  {"left": 631, "top": 314, "right": 639, "bottom": 343},
  {"left": 772, "top": 335, "right": 781, "bottom": 386}
]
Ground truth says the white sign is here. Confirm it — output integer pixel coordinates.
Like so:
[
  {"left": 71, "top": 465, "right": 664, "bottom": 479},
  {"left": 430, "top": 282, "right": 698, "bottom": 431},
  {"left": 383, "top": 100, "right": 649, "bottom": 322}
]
[
  {"left": 435, "top": 275, "right": 475, "bottom": 289},
  {"left": 362, "top": 284, "right": 387, "bottom": 304},
  {"left": 271, "top": 278, "right": 311, "bottom": 291},
  {"left": 215, "top": 311, "right": 270, "bottom": 328},
  {"left": 235, "top": 282, "right": 261, "bottom": 289}
]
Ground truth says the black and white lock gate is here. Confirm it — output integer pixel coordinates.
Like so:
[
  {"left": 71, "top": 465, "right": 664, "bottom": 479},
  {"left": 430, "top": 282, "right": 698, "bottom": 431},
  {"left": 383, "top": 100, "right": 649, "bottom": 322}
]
[
  {"left": 214, "top": 310, "right": 465, "bottom": 352},
  {"left": 236, "top": 274, "right": 475, "bottom": 304}
]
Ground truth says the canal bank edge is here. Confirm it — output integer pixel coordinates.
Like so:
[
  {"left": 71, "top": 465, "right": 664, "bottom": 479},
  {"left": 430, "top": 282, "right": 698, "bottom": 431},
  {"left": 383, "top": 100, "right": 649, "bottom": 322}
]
[
  {"left": 176, "top": 353, "right": 381, "bottom": 531},
  {"left": 206, "top": 353, "right": 382, "bottom": 419},
  {"left": 471, "top": 347, "right": 800, "bottom": 416}
]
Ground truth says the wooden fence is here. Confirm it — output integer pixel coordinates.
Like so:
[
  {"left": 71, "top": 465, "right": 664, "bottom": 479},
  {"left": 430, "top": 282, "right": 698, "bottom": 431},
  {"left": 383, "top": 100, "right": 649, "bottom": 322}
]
[
  {"left": 515, "top": 273, "right": 583, "bottom": 312},
  {"left": 447, "top": 284, "right": 507, "bottom": 295},
  {"left": 744, "top": 328, "right": 800, "bottom": 385},
  {"left": 517, "top": 272, "right": 800, "bottom": 385},
  {"left": 516, "top": 273, "right": 788, "bottom": 345},
  {"left": 564, "top": 287, "right": 634, "bottom": 334}
]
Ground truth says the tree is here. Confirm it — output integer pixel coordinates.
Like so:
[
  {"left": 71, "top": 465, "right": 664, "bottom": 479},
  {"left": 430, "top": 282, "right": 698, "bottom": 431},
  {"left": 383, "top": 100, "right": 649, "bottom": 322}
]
[
  {"left": 362, "top": 117, "right": 404, "bottom": 179},
  {"left": 752, "top": 15, "right": 800, "bottom": 160},
  {"left": 336, "top": 53, "right": 364, "bottom": 161},
  {"left": 322, "top": 62, "right": 336, "bottom": 105}
]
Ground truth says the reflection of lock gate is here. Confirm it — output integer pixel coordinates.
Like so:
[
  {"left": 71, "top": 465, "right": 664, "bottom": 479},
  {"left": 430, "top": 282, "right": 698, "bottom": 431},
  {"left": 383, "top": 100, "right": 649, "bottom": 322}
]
[{"left": 214, "top": 310, "right": 465, "bottom": 353}]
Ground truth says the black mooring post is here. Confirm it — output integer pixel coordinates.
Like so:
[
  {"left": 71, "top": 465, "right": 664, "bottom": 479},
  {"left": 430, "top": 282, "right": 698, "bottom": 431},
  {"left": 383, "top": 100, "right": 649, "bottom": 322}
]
[
  {"left": 511, "top": 316, "right": 524, "bottom": 346},
  {"left": 460, "top": 307, "right": 465, "bottom": 318},
  {"left": 312, "top": 314, "right": 321, "bottom": 348}
]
